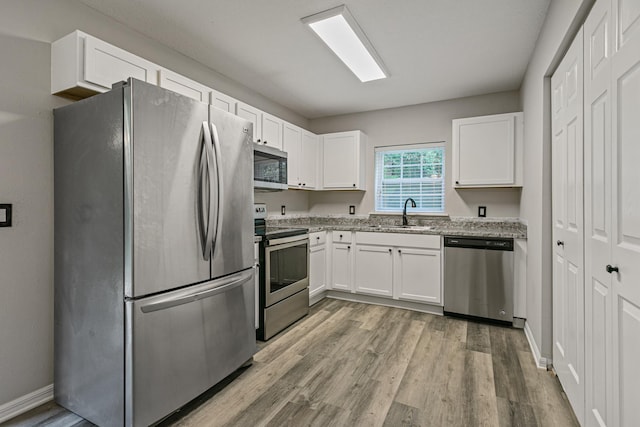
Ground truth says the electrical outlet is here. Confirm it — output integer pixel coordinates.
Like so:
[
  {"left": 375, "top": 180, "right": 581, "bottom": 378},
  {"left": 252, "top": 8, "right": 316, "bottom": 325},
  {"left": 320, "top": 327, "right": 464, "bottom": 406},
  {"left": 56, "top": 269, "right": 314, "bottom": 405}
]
[
  {"left": 0, "top": 204, "right": 12, "bottom": 227},
  {"left": 478, "top": 206, "right": 486, "bottom": 217},
  {"left": 281, "top": 205, "right": 286, "bottom": 215},
  {"left": 349, "top": 205, "right": 355, "bottom": 215}
]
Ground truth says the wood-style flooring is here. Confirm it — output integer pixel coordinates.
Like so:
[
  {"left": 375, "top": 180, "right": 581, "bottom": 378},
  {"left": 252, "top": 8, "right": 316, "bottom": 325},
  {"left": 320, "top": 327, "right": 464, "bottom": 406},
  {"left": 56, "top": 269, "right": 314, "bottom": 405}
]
[{"left": 5, "top": 298, "right": 578, "bottom": 427}]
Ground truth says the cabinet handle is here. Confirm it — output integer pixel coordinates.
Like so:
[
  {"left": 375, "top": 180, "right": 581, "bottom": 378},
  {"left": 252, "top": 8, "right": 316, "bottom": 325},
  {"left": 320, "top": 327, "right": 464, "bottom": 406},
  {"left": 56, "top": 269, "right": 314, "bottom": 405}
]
[
  {"left": 353, "top": 183, "right": 356, "bottom": 187},
  {"left": 455, "top": 180, "right": 459, "bottom": 184},
  {"left": 316, "top": 236, "right": 320, "bottom": 241},
  {"left": 264, "top": 140, "right": 268, "bottom": 144},
  {"left": 302, "top": 183, "right": 306, "bottom": 187},
  {"left": 606, "top": 265, "right": 619, "bottom": 274},
  {"left": 388, "top": 248, "right": 392, "bottom": 253},
  {"left": 557, "top": 240, "right": 564, "bottom": 246},
  {"left": 298, "top": 182, "right": 302, "bottom": 186},
  {"left": 398, "top": 249, "right": 402, "bottom": 254},
  {"left": 339, "top": 234, "right": 343, "bottom": 238},
  {"left": 257, "top": 138, "right": 261, "bottom": 143},
  {"left": 347, "top": 245, "right": 351, "bottom": 250}
]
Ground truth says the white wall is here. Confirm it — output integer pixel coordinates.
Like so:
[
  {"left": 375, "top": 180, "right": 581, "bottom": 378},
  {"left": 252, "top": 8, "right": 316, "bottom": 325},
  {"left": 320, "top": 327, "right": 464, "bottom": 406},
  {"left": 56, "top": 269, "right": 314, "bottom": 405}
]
[
  {"left": 0, "top": 0, "right": 307, "bottom": 407},
  {"left": 308, "top": 91, "right": 522, "bottom": 217},
  {"left": 520, "top": 0, "right": 594, "bottom": 359}
]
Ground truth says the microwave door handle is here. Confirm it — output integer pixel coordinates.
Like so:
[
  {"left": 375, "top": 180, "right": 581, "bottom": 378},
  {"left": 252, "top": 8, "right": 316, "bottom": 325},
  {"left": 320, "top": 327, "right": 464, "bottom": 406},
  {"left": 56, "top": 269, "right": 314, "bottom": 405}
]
[
  {"left": 209, "top": 122, "right": 223, "bottom": 257},
  {"left": 198, "top": 122, "right": 215, "bottom": 260}
]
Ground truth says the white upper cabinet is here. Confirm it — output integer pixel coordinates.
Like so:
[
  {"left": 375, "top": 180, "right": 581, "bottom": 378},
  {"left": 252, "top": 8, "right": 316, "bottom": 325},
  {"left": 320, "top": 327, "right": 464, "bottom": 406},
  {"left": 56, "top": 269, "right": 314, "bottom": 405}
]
[
  {"left": 321, "top": 131, "right": 367, "bottom": 190},
  {"left": 236, "top": 102, "right": 262, "bottom": 143},
  {"left": 300, "top": 130, "right": 319, "bottom": 189},
  {"left": 210, "top": 89, "right": 238, "bottom": 114},
  {"left": 236, "top": 103, "right": 284, "bottom": 149},
  {"left": 158, "top": 69, "right": 211, "bottom": 103},
  {"left": 52, "top": 30, "right": 160, "bottom": 98},
  {"left": 261, "top": 113, "right": 284, "bottom": 150},
  {"left": 284, "top": 125, "right": 319, "bottom": 189},
  {"left": 452, "top": 112, "right": 524, "bottom": 187}
]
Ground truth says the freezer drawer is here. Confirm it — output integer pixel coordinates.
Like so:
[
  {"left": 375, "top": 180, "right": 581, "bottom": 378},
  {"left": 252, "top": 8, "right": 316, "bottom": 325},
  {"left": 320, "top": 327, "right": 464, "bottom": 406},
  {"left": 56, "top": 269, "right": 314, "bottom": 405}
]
[{"left": 125, "top": 269, "right": 256, "bottom": 427}]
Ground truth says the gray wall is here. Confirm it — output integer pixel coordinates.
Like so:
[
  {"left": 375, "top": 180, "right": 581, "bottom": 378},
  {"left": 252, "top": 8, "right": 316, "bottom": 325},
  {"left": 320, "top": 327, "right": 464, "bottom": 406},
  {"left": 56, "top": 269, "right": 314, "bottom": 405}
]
[
  {"left": 519, "top": 0, "right": 594, "bottom": 359},
  {"left": 308, "top": 91, "right": 522, "bottom": 217},
  {"left": 0, "top": 0, "right": 306, "bottom": 407}
]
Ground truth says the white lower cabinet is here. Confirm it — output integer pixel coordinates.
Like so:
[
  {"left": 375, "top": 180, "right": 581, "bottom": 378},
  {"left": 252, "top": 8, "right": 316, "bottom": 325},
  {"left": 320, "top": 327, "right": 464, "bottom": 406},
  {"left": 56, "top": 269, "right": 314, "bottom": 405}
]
[
  {"left": 347, "top": 232, "right": 442, "bottom": 305},
  {"left": 330, "top": 231, "right": 353, "bottom": 292},
  {"left": 309, "top": 232, "right": 327, "bottom": 302},
  {"left": 396, "top": 247, "right": 441, "bottom": 304},
  {"left": 355, "top": 245, "right": 394, "bottom": 297}
]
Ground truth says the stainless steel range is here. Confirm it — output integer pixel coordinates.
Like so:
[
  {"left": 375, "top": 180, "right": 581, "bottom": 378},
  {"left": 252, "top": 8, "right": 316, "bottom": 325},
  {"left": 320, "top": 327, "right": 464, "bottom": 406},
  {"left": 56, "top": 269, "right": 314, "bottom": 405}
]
[{"left": 254, "top": 204, "right": 309, "bottom": 340}]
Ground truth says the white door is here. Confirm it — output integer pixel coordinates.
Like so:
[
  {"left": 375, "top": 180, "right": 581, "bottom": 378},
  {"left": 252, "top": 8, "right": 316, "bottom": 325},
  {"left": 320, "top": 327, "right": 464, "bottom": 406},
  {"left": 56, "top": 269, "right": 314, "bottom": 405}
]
[
  {"left": 331, "top": 243, "right": 352, "bottom": 291},
  {"left": 551, "top": 27, "right": 585, "bottom": 425},
  {"left": 584, "top": 0, "right": 614, "bottom": 424},
  {"left": 309, "top": 244, "right": 326, "bottom": 298},
  {"left": 261, "top": 113, "right": 283, "bottom": 150},
  {"left": 323, "top": 133, "right": 357, "bottom": 189},
  {"left": 354, "top": 245, "right": 393, "bottom": 297},
  {"left": 236, "top": 102, "right": 261, "bottom": 143},
  {"left": 211, "top": 90, "right": 237, "bottom": 114},
  {"left": 158, "top": 69, "right": 211, "bottom": 103},
  {"left": 396, "top": 248, "right": 441, "bottom": 304},
  {"left": 611, "top": 0, "right": 640, "bottom": 424},
  {"left": 283, "top": 123, "right": 302, "bottom": 187},
  {"left": 301, "top": 131, "right": 319, "bottom": 189}
]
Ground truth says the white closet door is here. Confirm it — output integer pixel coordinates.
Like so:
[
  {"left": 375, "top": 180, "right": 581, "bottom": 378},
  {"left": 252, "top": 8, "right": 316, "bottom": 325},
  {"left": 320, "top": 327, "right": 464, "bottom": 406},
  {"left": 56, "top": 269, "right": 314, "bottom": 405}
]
[
  {"left": 551, "top": 27, "right": 585, "bottom": 425},
  {"left": 611, "top": 0, "right": 640, "bottom": 425},
  {"left": 584, "top": 0, "right": 614, "bottom": 425}
]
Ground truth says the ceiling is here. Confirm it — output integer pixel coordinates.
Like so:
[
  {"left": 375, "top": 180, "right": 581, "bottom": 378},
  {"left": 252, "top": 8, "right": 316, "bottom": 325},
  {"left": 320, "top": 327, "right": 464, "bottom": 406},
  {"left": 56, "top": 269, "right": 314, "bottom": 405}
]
[{"left": 79, "top": 0, "right": 550, "bottom": 119}]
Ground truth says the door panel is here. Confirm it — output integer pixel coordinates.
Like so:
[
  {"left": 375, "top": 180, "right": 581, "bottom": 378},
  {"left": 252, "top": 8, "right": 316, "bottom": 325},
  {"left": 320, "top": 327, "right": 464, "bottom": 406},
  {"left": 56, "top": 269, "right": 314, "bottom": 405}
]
[
  {"left": 355, "top": 245, "right": 393, "bottom": 297},
  {"left": 127, "top": 270, "right": 255, "bottom": 427},
  {"left": 611, "top": 3, "right": 640, "bottom": 422},
  {"left": 209, "top": 107, "right": 255, "bottom": 279},
  {"left": 331, "top": 244, "right": 351, "bottom": 291},
  {"left": 551, "top": 28, "right": 584, "bottom": 425},
  {"left": 130, "top": 81, "right": 210, "bottom": 298},
  {"left": 584, "top": 2, "right": 614, "bottom": 425}
]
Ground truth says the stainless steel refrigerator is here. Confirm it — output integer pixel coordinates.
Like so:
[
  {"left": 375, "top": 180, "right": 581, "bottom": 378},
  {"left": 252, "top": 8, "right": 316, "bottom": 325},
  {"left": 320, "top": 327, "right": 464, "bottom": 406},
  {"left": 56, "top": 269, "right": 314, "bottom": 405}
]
[{"left": 54, "top": 78, "right": 256, "bottom": 427}]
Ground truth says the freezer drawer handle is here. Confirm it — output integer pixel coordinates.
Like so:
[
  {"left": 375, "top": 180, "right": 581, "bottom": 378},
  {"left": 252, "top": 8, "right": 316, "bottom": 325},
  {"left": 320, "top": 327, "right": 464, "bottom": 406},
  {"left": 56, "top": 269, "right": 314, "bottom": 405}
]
[{"left": 140, "top": 271, "right": 252, "bottom": 313}]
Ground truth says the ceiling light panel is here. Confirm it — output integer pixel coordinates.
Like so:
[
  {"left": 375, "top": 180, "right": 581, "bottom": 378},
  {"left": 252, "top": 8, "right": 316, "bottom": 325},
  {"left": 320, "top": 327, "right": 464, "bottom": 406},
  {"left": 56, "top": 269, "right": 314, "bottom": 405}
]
[{"left": 302, "top": 5, "right": 388, "bottom": 82}]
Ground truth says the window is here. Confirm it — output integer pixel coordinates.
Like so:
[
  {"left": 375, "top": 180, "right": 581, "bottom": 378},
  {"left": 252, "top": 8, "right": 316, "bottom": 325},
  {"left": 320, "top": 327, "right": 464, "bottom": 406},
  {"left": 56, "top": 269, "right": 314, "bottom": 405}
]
[{"left": 375, "top": 143, "right": 445, "bottom": 213}]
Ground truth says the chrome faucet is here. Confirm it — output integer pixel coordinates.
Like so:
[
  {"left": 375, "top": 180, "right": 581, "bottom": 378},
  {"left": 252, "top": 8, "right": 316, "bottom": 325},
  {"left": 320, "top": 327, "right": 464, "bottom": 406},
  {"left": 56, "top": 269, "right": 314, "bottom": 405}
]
[{"left": 402, "top": 198, "right": 417, "bottom": 226}]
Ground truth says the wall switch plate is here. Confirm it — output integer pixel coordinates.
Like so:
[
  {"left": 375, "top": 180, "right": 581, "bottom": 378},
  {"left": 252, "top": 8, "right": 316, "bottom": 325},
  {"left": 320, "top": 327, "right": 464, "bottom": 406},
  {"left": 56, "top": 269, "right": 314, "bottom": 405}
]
[
  {"left": 0, "top": 204, "right": 12, "bottom": 227},
  {"left": 281, "top": 205, "right": 286, "bottom": 215},
  {"left": 349, "top": 205, "right": 355, "bottom": 215},
  {"left": 478, "top": 206, "right": 486, "bottom": 217}
]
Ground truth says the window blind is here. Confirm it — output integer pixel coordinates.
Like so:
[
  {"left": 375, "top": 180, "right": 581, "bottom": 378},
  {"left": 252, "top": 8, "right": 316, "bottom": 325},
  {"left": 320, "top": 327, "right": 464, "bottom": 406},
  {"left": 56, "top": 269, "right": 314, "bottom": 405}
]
[{"left": 374, "top": 144, "right": 445, "bottom": 212}]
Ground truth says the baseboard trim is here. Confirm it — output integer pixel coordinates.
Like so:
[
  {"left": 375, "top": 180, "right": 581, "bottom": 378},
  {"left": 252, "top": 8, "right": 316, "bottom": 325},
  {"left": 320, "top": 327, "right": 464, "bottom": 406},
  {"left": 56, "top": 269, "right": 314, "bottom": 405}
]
[
  {"left": 524, "top": 321, "right": 550, "bottom": 370},
  {"left": 326, "top": 290, "right": 444, "bottom": 316},
  {"left": 0, "top": 384, "right": 53, "bottom": 423},
  {"left": 309, "top": 290, "right": 327, "bottom": 306}
]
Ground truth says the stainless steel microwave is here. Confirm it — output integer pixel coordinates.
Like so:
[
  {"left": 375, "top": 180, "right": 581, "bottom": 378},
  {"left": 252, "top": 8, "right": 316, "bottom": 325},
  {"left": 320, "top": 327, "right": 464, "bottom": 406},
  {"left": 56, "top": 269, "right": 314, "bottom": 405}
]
[{"left": 254, "top": 144, "right": 288, "bottom": 191}]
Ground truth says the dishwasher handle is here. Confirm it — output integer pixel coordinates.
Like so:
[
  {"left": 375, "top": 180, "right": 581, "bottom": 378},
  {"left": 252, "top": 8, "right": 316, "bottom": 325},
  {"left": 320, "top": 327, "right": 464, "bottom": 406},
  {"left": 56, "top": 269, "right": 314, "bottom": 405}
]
[{"left": 444, "top": 236, "right": 514, "bottom": 251}]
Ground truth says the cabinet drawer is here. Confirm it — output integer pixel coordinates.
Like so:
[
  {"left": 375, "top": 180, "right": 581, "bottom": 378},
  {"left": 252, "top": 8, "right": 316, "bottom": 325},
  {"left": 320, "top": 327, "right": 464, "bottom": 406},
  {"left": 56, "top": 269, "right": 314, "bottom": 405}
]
[
  {"left": 355, "top": 232, "right": 440, "bottom": 249},
  {"left": 310, "top": 232, "right": 326, "bottom": 247},
  {"left": 332, "top": 231, "right": 352, "bottom": 244}
]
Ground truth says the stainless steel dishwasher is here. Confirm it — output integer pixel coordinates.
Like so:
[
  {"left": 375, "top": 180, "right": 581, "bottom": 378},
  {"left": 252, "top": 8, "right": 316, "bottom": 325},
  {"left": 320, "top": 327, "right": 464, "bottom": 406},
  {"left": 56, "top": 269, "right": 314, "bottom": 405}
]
[{"left": 444, "top": 236, "right": 514, "bottom": 324}]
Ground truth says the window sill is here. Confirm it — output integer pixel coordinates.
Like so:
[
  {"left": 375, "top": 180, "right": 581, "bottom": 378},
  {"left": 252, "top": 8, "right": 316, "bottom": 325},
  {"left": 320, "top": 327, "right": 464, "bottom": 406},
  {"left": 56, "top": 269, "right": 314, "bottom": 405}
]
[{"left": 370, "top": 211, "right": 449, "bottom": 217}]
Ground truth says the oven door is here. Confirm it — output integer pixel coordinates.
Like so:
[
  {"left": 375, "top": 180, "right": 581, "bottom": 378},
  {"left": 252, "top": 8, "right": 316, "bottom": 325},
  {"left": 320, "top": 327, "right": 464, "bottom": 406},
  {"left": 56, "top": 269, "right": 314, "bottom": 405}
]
[{"left": 264, "top": 235, "right": 309, "bottom": 307}]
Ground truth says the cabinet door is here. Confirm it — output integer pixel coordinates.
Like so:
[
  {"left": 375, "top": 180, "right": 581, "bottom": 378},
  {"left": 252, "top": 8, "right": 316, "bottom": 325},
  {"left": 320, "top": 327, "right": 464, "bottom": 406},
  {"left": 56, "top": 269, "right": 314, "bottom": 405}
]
[
  {"left": 396, "top": 248, "right": 441, "bottom": 304},
  {"left": 158, "top": 69, "right": 211, "bottom": 103},
  {"left": 211, "top": 90, "right": 237, "bottom": 114},
  {"left": 236, "top": 102, "right": 262, "bottom": 143},
  {"left": 551, "top": 28, "right": 585, "bottom": 425},
  {"left": 323, "top": 132, "right": 358, "bottom": 189},
  {"left": 309, "top": 244, "right": 326, "bottom": 298},
  {"left": 355, "top": 245, "right": 393, "bottom": 297},
  {"left": 452, "top": 113, "right": 522, "bottom": 186},
  {"left": 331, "top": 243, "right": 352, "bottom": 291},
  {"left": 283, "top": 123, "right": 302, "bottom": 187},
  {"left": 301, "top": 131, "right": 319, "bottom": 189},
  {"left": 84, "top": 36, "right": 158, "bottom": 90},
  {"left": 262, "top": 113, "right": 283, "bottom": 150}
]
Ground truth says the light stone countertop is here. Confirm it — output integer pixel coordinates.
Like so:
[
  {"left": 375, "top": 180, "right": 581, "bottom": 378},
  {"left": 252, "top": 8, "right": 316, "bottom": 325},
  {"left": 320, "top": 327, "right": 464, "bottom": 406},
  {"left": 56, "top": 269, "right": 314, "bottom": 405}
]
[{"left": 265, "top": 214, "right": 527, "bottom": 239}]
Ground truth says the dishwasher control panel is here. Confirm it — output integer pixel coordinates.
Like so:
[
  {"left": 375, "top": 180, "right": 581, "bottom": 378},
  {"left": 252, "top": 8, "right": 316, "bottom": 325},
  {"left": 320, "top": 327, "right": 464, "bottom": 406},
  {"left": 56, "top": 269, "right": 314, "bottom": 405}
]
[{"left": 444, "top": 236, "right": 514, "bottom": 251}]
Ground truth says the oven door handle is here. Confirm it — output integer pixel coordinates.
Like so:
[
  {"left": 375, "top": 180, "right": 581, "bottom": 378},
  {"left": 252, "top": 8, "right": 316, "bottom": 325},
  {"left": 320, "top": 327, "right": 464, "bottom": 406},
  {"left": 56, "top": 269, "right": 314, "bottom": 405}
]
[{"left": 266, "top": 235, "right": 309, "bottom": 247}]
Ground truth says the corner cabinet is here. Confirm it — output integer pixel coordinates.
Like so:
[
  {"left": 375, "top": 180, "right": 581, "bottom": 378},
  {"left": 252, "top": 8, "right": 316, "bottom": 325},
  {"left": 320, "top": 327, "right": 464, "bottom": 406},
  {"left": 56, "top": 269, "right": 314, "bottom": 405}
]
[
  {"left": 452, "top": 112, "right": 523, "bottom": 187},
  {"left": 321, "top": 131, "right": 367, "bottom": 190},
  {"left": 52, "top": 30, "right": 160, "bottom": 99}
]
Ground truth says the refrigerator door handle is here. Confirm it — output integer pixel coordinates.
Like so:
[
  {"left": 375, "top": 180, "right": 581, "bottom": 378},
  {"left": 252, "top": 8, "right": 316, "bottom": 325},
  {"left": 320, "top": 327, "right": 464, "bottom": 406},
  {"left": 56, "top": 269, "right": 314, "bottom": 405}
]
[
  {"left": 139, "top": 269, "right": 252, "bottom": 313},
  {"left": 209, "top": 123, "right": 224, "bottom": 257},
  {"left": 198, "top": 122, "right": 216, "bottom": 260}
]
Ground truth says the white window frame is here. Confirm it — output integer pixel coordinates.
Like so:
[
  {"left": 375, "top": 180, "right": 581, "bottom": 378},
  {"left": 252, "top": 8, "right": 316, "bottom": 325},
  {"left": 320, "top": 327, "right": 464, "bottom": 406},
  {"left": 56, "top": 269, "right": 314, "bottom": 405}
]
[{"left": 374, "top": 142, "right": 445, "bottom": 213}]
